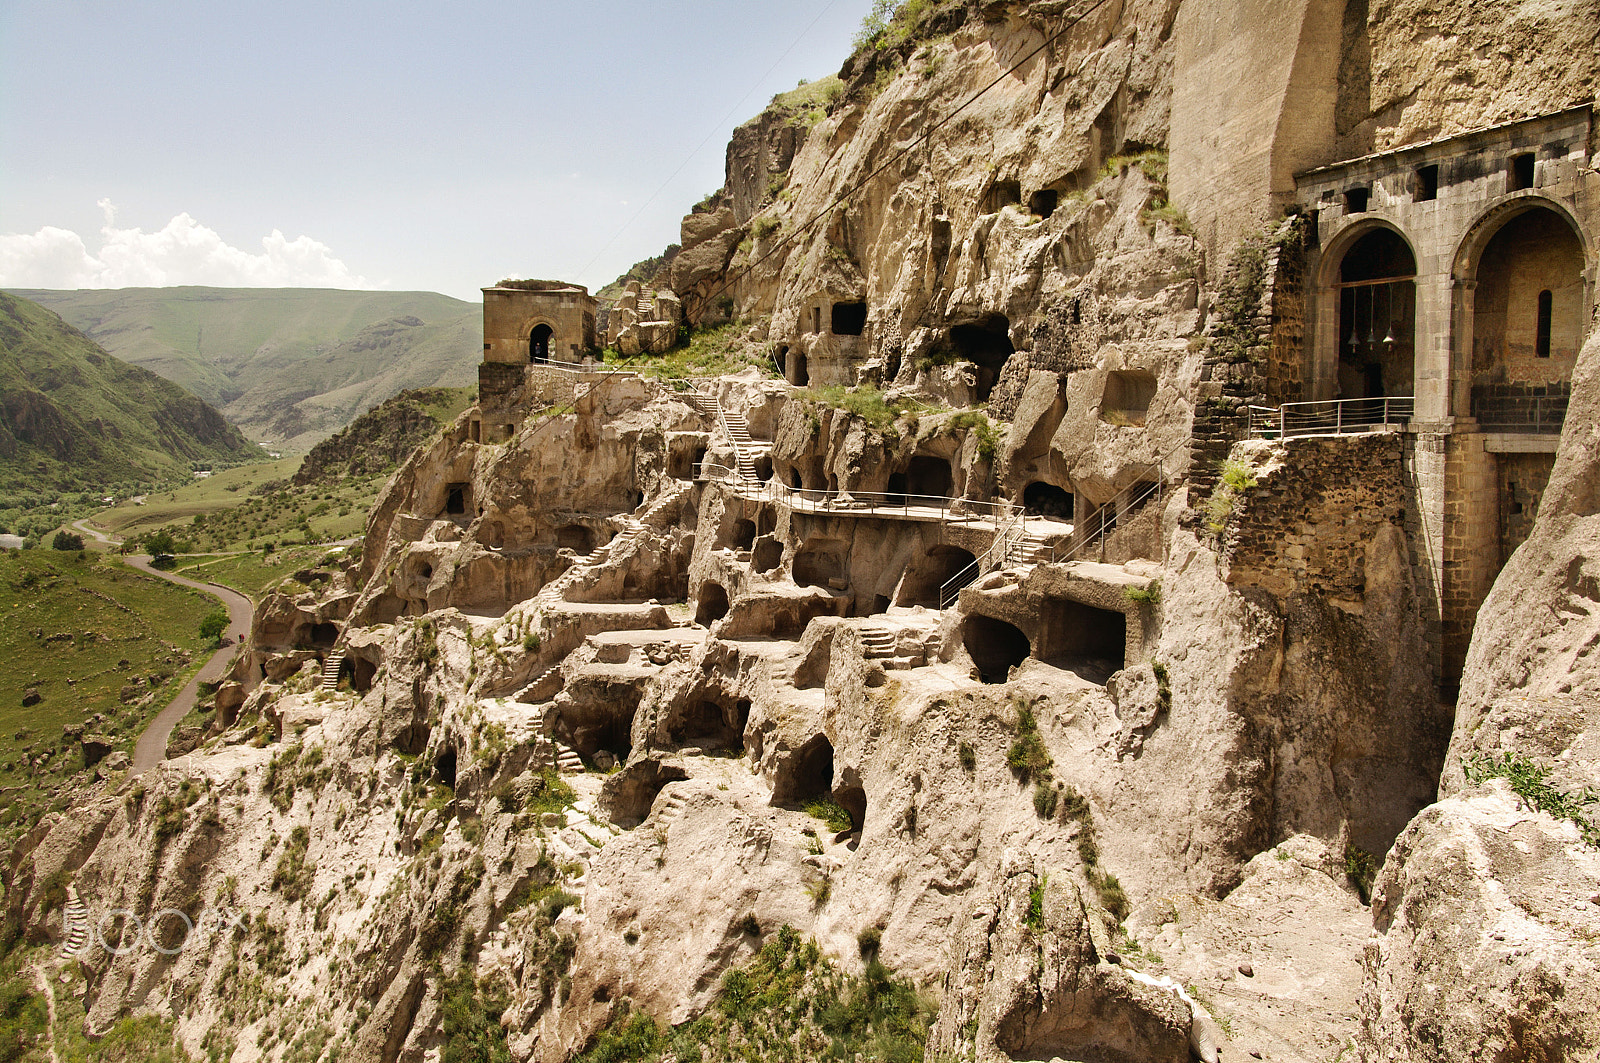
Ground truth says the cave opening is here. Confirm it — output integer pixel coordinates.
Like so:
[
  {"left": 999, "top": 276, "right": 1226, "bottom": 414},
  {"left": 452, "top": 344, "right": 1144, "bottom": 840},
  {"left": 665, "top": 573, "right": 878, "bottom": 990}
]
[
  {"left": 695, "top": 582, "right": 730, "bottom": 626},
  {"left": 905, "top": 455, "right": 953, "bottom": 499},
  {"left": 775, "top": 734, "right": 834, "bottom": 804},
  {"left": 831, "top": 301, "right": 868, "bottom": 336},
  {"left": 434, "top": 747, "right": 457, "bottom": 789},
  {"left": 949, "top": 314, "right": 1014, "bottom": 403},
  {"left": 1039, "top": 599, "right": 1127, "bottom": 680},
  {"left": 445, "top": 484, "right": 468, "bottom": 516},
  {"left": 963, "top": 614, "right": 1031, "bottom": 683},
  {"left": 731, "top": 519, "right": 756, "bottom": 551},
  {"left": 556, "top": 524, "right": 595, "bottom": 553},
  {"left": 1023, "top": 481, "right": 1075, "bottom": 519},
  {"left": 752, "top": 537, "right": 783, "bottom": 573},
  {"left": 308, "top": 622, "right": 338, "bottom": 649},
  {"left": 898, "top": 545, "right": 978, "bottom": 608}
]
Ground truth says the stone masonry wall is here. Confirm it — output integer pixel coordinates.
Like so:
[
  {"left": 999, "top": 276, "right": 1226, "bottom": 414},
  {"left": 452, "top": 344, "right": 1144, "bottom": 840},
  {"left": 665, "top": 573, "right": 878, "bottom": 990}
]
[
  {"left": 1222, "top": 433, "right": 1408, "bottom": 603},
  {"left": 1188, "top": 215, "right": 1309, "bottom": 494}
]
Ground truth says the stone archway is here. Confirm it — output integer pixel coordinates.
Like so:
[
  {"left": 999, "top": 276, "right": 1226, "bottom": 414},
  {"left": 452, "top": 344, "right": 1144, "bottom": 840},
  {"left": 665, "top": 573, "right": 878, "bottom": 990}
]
[
  {"left": 530, "top": 323, "right": 553, "bottom": 363},
  {"left": 1454, "top": 200, "right": 1588, "bottom": 432},
  {"left": 1335, "top": 228, "right": 1417, "bottom": 401}
]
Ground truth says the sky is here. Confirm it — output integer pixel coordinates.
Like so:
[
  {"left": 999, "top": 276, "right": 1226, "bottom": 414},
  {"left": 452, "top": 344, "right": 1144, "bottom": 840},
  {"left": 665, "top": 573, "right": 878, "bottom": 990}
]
[{"left": 0, "top": 0, "right": 876, "bottom": 302}]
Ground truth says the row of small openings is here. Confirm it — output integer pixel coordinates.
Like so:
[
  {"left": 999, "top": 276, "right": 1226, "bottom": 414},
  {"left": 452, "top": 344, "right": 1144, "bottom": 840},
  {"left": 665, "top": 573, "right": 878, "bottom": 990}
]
[
  {"left": 983, "top": 178, "right": 1065, "bottom": 220},
  {"left": 807, "top": 302, "right": 868, "bottom": 336},
  {"left": 1345, "top": 152, "right": 1538, "bottom": 213}
]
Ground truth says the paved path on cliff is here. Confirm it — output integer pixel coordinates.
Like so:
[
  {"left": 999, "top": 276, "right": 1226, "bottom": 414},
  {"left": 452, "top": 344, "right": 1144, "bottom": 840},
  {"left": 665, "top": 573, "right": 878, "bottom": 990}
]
[{"left": 72, "top": 519, "right": 255, "bottom": 776}]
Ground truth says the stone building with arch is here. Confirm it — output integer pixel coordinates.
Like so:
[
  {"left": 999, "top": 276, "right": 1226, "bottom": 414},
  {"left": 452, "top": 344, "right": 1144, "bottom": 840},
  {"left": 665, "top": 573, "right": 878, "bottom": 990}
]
[{"left": 474, "top": 281, "right": 599, "bottom": 441}]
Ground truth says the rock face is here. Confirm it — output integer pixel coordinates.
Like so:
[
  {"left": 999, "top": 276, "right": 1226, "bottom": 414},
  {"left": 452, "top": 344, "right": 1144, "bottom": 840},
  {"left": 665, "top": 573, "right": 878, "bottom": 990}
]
[
  {"left": 5, "top": 4, "right": 1598, "bottom": 1063},
  {"left": 1357, "top": 335, "right": 1600, "bottom": 1061}
]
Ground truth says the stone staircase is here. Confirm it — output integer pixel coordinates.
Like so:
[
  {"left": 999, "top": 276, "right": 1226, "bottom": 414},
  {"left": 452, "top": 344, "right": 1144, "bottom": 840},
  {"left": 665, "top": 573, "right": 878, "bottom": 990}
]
[
  {"left": 689, "top": 389, "right": 767, "bottom": 482},
  {"left": 859, "top": 624, "right": 897, "bottom": 660},
  {"left": 554, "top": 744, "right": 585, "bottom": 774},
  {"left": 60, "top": 890, "right": 90, "bottom": 957},
  {"left": 535, "top": 537, "right": 619, "bottom": 607},
  {"left": 653, "top": 785, "right": 689, "bottom": 827},
  {"left": 1006, "top": 528, "right": 1056, "bottom": 565},
  {"left": 320, "top": 651, "right": 345, "bottom": 690}
]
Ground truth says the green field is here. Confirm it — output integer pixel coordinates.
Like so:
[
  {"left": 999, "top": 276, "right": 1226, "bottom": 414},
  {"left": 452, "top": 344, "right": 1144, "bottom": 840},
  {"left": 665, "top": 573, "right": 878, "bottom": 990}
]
[
  {"left": 89, "top": 458, "right": 385, "bottom": 554},
  {"left": 0, "top": 550, "right": 216, "bottom": 845},
  {"left": 176, "top": 543, "right": 353, "bottom": 600}
]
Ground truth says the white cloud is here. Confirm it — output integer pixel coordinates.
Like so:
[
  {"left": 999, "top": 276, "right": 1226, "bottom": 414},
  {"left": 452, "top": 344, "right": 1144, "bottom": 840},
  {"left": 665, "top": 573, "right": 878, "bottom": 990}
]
[{"left": 0, "top": 200, "right": 373, "bottom": 289}]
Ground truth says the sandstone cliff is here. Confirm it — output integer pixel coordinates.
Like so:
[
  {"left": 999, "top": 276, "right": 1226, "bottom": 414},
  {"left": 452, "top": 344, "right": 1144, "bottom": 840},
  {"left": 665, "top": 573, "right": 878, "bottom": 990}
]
[{"left": 4, "top": 3, "right": 1598, "bottom": 1062}]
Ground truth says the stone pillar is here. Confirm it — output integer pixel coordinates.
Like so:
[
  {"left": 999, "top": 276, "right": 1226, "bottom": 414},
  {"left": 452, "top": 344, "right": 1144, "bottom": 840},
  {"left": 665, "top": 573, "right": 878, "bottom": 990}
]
[
  {"left": 1413, "top": 272, "right": 1454, "bottom": 421},
  {"left": 1449, "top": 278, "right": 1478, "bottom": 421},
  {"left": 1438, "top": 431, "right": 1499, "bottom": 691}
]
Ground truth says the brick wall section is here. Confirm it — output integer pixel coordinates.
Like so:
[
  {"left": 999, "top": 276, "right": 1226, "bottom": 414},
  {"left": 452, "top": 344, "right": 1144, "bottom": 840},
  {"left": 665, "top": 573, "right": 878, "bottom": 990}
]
[
  {"left": 478, "top": 362, "right": 524, "bottom": 408},
  {"left": 1188, "top": 215, "right": 1308, "bottom": 494},
  {"left": 1221, "top": 433, "right": 1407, "bottom": 602}
]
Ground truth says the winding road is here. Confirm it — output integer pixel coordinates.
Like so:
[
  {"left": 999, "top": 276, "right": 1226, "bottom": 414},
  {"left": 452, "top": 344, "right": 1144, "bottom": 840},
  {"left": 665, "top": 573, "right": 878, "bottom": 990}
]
[{"left": 73, "top": 519, "right": 254, "bottom": 775}]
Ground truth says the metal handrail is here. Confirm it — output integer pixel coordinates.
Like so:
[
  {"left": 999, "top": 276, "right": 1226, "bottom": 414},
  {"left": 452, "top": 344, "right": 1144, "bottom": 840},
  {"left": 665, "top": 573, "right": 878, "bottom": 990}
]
[
  {"left": 939, "top": 508, "right": 1024, "bottom": 609},
  {"left": 1249, "top": 396, "right": 1414, "bottom": 439},
  {"left": 696, "top": 462, "right": 1011, "bottom": 523}
]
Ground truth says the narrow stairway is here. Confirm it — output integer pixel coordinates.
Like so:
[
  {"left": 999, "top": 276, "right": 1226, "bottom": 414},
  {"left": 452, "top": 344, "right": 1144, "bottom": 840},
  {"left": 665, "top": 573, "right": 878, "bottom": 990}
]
[
  {"left": 60, "top": 890, "right": 90, "bottom": 957},
  {"left": 859, "top": 624, "right": 897, "bottom": 660},
  {"left": 320, "top": 651, "right": 345, "bottom": 690}
]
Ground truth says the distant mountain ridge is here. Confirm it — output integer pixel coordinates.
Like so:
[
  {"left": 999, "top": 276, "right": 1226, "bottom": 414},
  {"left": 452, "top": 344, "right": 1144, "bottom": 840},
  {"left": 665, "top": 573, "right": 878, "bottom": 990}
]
[
  {"left": 0, "top": 292, "right": 261, "bottom": 492},
  {"left": 8, "top": 286, "right": 482, "bottom": 453}
]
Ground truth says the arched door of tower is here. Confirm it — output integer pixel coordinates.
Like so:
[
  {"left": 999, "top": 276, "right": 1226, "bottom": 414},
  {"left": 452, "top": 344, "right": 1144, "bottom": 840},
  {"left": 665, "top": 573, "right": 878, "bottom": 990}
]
[
  {"left": 529, "top": 323, "right": 553, "bottom": 364},
  {"left": 1336, "top": 228, "right": 1417, "bottom": 403},
  {"left": 1460, "top": 203, "right": 1586, "bottom": 434}
]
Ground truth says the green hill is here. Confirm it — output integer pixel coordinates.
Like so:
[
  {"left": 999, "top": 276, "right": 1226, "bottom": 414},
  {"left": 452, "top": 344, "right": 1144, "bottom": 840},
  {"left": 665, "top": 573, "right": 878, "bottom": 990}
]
[
  {"left": 9, "top": 286, "right": 483, "bottom": 453},
  {"left": 0, "top": 292, "right": 262, "bottom": 494}
]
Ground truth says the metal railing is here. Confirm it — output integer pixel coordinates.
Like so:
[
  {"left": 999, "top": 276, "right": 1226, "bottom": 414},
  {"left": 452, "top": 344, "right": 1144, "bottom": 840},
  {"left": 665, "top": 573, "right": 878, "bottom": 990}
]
[
  {"left": 696, "top": 462, "right": 1011, "bottom": 523},
  {"left": 1248, "top": 396, "right": 1414, "bottom": 439},
  {"left": 938, "top": 508, "right": 1026, "bottom": 609}
]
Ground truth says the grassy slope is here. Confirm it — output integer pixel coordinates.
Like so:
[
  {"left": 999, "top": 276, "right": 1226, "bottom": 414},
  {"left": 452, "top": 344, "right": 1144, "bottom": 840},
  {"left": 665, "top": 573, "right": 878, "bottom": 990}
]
[
  {"left": 0, "top": 293, "right": 263, "bottom": 493},
  {"left": 0, "top": 550, "right": 214, "bottom": 844},
  {"left": 9, "top": 287, "right": 482, "bottom": 452},
  {"left": 90, "top": 458, "right": 386, "bottom": 554}
]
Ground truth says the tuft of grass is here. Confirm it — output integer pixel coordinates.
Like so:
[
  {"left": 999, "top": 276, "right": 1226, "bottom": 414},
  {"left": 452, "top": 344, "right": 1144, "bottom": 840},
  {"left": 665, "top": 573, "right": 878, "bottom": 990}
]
[
  {"left": 601, "top": 323, "right": 779, "bottom": 383},
  {"left": 803, "top": 795, "right": 854, "bottom": 834},
  {"left": 1203, "top": 457, "right": 1258, "bottom": 537},
  {"left": 1122, "top": 581, "right": 1161, "bottom": 606},
  {"left": 1464, "top": 750, "right": 1600, "bottom": 847}
]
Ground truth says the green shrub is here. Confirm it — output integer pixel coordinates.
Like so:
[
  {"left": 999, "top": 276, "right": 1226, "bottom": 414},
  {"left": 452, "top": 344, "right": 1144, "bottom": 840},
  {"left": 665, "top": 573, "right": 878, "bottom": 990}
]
[
  {"left": 1025, "top": 876, "right": 1045, "bottom": 929},
  {"left": 803, "top": 794, "right": 854, "bottom": 834},
  {"left": 1094, "top": 870, "right": 1130, "bottom": 923},
  {"left": 1123, "top": 581, "right": 1161, "bottom": 605},
  {"left": 1006, "top": 706, "right": 1052, "bottom": 784},
  {"left": 1344, "top": 844, "right": 1379, "bottom": 904},
  {"left": 199, "top": 607, "right": 228, "bottom": 643}
]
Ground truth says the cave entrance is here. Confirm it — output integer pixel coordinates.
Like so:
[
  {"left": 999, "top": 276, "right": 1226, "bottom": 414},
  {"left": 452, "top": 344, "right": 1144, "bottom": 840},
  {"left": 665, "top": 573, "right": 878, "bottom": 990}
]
[
  {"left": 308, "top": 622, "right": 338, "bottom": 649},
  {"left": 788, "top": 348, "right": 809, "bottom": 387},
  {"left": 752, "top": 537, "right": 783, "bottom": 573},
  {"left": 1023, "top": 481, "right": 1074, "bottom": 519},
  {"left": 670, "top": 699, "right": 747, "bottom": 752},
  {"left": 948, "top": 314, "right": 1014, "bottom": 403},
  {"left": 556, "top": 524, "right": 594, "bottom": 553},
  {"left": 445, "top": 483, "right": 469, "bottom": 516},
  {"left": 1100, "top": 370, "right": 1157, "bottom": 426},
  {"left": 695, "top": 582, "right": 730, "bottom": 626},
  {"left": 1337, "top": 228, "right": 1416, "bottom": 401},
  {"left": 730, "top": 519, "right": 756, "bottom": 551},
  {"left": 898, "top": 545, "right": 978, "bottom": 609},
  {"left": 831, "top": 301, "right": 867, "bottom": 336},
  {"left": 1039, "top": 599, "right": 1127, "bottom": 679},
  {"left": 905, "top": 455, "right": 952, "bottom": 500},
  {"left": 434, "top": 747, "right": 457, "bottom": 789},
  {"left": 351, "top": 656, "right": 377, "bottom": 693},
  {"left": 962, "top": 614, "right": 1031, "bottom": 684},
  {"left": 794, "top": 538, "right": 848, "bottom": 589},
  {"left": 775, "top": 734, "right": 834, "bottom": 804},
  {"left": 529, "top": 323, "right": 553, "bottom": 363}
]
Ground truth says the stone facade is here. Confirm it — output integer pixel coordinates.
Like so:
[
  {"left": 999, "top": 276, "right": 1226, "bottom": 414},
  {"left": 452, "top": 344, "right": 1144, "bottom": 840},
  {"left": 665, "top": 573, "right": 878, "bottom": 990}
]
[
  {"left": 605, "top": 280, "right": 682, "bottom": 356},
  {"left": 481, "top": 284, "right": 598, "bottom": 369}
]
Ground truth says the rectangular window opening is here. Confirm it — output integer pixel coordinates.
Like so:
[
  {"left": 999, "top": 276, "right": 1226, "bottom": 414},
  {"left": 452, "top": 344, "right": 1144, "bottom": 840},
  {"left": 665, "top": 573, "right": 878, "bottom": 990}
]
[
  {"left": 1536, "top": 289, "right": 1553, "bottom": 358},
  {"left": 1343, "top": 187, "right": 1370, "bottom": 213},
  {"left": 1414, "top": 164, "right": 1439, "bottom": 202},
  {"left": 1509, "top": 153, "right": 1535, "bottom": 192}
]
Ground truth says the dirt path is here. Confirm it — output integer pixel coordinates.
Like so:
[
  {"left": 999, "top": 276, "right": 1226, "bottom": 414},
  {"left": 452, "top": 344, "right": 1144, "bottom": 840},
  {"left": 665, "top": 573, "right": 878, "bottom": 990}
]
[
  {"left": 123, "top": 556, "right": 254, "bottom": 776},
  {"left": 32, "top": 962, "right": 62, "bottom": 1063},
  {"left": 70, "top": 517, "right": 117, "bottom": 546}
]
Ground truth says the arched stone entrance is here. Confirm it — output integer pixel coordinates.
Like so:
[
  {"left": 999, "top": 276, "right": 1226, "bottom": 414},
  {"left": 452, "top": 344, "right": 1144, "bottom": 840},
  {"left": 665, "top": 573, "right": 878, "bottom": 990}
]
[
  {"left": 1458, "top": 202, "right": 1587, "bottom": 431},
  {"left": 529, "top": 323, "right": 553, "bottom": 363},
  {"left": 1336, "top": 228, "right": 1416, "bottom": 401}
]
